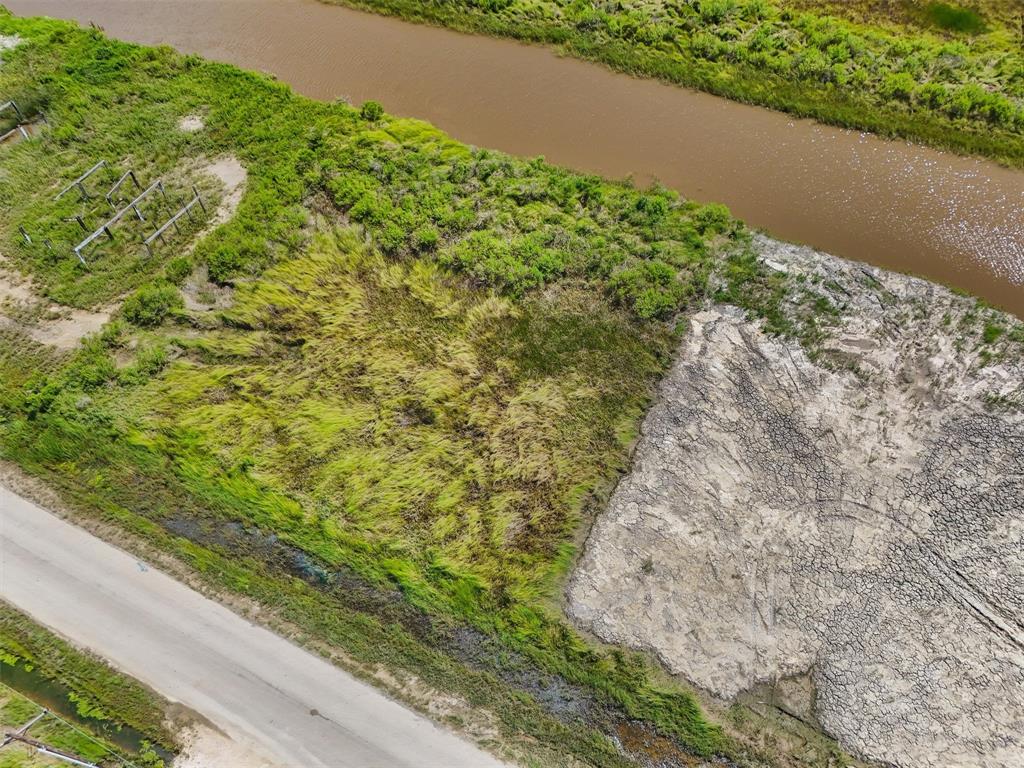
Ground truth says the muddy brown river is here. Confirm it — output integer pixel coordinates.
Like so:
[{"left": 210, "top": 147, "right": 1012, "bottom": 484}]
[{"left": 9, "top": 0, "right": 1024, "bottom": 315}]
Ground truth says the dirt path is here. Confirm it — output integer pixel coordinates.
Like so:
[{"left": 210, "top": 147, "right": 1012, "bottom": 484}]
[{"left": 0, "top": 486, "right": 509, "bottom": 768}]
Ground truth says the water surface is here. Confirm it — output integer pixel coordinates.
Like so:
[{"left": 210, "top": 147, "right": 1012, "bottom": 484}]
[
  {"left": 1, "top": 659, "right": 167, "bottom": 756},
  {"left": 9, "top": 0, "right": 1024, "bottom": 314}
]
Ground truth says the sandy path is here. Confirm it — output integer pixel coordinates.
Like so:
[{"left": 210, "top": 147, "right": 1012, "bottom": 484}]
[{"left": 0, "top": 486, "right": 508, "bottom": 768}]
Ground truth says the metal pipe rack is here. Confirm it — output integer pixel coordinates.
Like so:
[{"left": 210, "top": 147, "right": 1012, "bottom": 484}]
[
  {"left": 104, "top": 169, "right": 141, "bottom": 207},
  {"left": 55, "top": 160, "right": 107, "bottom": 201},
  {"left": 0, "top": 100, "right": 25, "bottom": 123},
  {"left": 143, "top": 186, "right": 207, "bottom": 256},
  {"left": 72, "top": 179, "right": 166, "bottom": 263}
]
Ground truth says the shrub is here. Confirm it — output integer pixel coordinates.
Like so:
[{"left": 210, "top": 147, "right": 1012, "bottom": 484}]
[
  {"left": 982, "top": 323, "right": 1004, "bottom": 344},
  {"left": 165, "top": 256, "right": 192, "bottom": 285},
  {"left": 378, "top": 219, "right": 406, "bottom": 254},
  {"left": 441, "top": 231, "right": 566, "bottom": 295},
  {"left": 205, "top": 236, "right": 268, "bottom": 283},
  {"left": 412, "top": 225, "right": 440, "bottom": 252},
  {"left": 698, "top": 0, "right": 738, "bottom": 25},
  {"left": 609, "top": 259, "right": 687, "bottom": 319},
  {"left": 794, "top": 48, "right": 831, "bottom": 82},
  {"left": 349, "top": 193, "right": 393, "bottom": 225},
  {"left": 924, "top": 3, "right": 986, "bottom": 34},
  {"left": 882, "top": 72, "right": 917, "bottom": 102},
  {"left": 694, "top": 203, "right": 733, "bottom": 235},
  {"left": 122, "top": 282, "right": 183, "bottom": 327},
  {"left": 916, "top": 82, "right": 949, "bottom": 109},
  {"left": 360, "top": 100, "right": 385, "bottom": 121}
]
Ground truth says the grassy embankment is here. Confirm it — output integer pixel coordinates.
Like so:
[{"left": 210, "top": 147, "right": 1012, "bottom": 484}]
[
  {"left": 0, "top": 10, "right": 859, "bottom": 767},
  {"left": 0, "top": 603, "right": 173, "bottom": 767},
  {"left": 324, "top": 0, "right": 1024, "bottom": 166}
]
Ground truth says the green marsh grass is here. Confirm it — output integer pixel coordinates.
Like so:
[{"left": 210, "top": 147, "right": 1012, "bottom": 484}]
[
  {"left": 0, "top": 11, "right": 744, "bottom": 764},
  {"left": 0, "top": 9, "right": 914, "bottom": 764}
]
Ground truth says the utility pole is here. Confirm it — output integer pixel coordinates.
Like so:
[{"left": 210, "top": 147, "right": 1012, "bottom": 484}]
[{"left": 0, "top": 709, "right": 102, "bottom": 768}]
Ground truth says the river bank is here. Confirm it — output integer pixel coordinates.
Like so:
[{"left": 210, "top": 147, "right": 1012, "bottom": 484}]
[
  {"left": 7, "top": 0, "right": 1024, "bottom": 317},
  {"left": 325, "top": 0, "right": 1024, "bottom": 165}
]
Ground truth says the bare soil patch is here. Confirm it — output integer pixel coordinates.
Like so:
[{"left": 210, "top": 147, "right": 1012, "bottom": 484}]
[
  {"left": 27, "top": 305, "right": 111, "bottom": 349},
  {"left": 179, "top": 156, "right": 246, "bottom": 311},
  {"left": 0, "top": 265, "right": 33, "bottom": 306},
  {"left": 172, "top": 724, "right": 282, "bottom": 768},
  {"left": 0, "top": 34, "right": 20, "bottom": 63},
  {"left": 569, "top": 238, "right": 1024, "bottom": 768},
  {"left": 200, "top": 155, "right": 246, "bottom": 229},
  {"left": 1, "top": 258, "right": 111, "bottom": 349},
  {"left": 177, "top": 114, "right": 204, "bottom": 133}
]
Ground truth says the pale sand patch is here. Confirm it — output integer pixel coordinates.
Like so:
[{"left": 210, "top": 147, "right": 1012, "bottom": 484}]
[
  {"left": 202, "top": 155, "right": 247, "bottom": 229},
  {"left": 174, "top": 154, "right": 248, "bottom": 249},
  {"left": 1, "top": 257, "right": 110, "bottom": 349},
  {"left": 0, "top": 268, "right": 33, "bottom": 307},
  {"left": 27, "top": 306, "right": 111, "bottom": 350},
  {"left": 0, "top": 35, "right": 20, "bottom": 64},
  {"left": 179, "top": 156, "right": 247, "bottom": 311},
  {"left": 568, "top": 238, "right": 1024, "bottom": 768},
  {"left": 172, "top": 724, "right": 282, "bottom": 768},
  {"left": 178, "top": 114, "right": 205, "bottom": 133}
]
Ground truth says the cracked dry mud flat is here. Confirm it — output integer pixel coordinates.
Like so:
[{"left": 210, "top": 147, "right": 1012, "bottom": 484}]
[{"left": 568, "top": 238, "right": 1024, "bottom": 768}]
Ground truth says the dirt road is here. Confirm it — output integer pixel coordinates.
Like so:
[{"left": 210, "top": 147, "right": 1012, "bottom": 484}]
[{"left": 0, "top": 485, "right": 507, "bottom": 767}]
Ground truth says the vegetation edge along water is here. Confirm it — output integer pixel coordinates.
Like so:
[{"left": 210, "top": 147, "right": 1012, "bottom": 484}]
[
  {"left": 0, "top": 7, "right": 981, "bottom": 766},
  {"left": 323, "top": 0, "right": 1024, "bottom": 167},
  {"left": 0, "top": 600, "right": 174, "bottom": 767}
]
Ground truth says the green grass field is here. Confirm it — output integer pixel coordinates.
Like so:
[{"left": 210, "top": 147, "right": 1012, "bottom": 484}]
[
  {"left": 0, "top": 8, "right": 955, "bottom": 766},
  {"left": 323, "top": 0, "right": 1024, "bottom": 166},
  {"left": 788, "top": 1, "right": 1021, "bottom": 32},
  {"left": 0, "top": 10, "right": 757, "bottom": 765}
]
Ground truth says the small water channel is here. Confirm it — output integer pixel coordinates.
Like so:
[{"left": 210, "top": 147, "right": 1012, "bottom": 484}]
[
  {"left": 7, "top": 0, "right": 1024, "bottom": 316},
  {"left": 0, "top": 658, "right": 168, "bottom": 758}
]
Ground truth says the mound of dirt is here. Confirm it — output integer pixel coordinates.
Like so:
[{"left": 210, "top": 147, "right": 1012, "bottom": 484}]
[{"left": 568, "top": 238, "right": 1024, "bottom": 768}]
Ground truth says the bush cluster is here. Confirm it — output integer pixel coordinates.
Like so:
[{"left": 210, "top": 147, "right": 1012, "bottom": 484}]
[
  {"left": 121, "top": 281, "right": 183, "bottom": 326},
  {"left": 323, "top": 125, "right": 728, "bottom": 319},
  {"left": 576, "top": 1, "right": 1024, "bottom": 131}
]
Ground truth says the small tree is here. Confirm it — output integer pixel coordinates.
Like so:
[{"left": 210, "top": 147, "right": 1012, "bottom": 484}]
[{"left": 360, "top": 100, "right": 384, "bottom": 121}]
